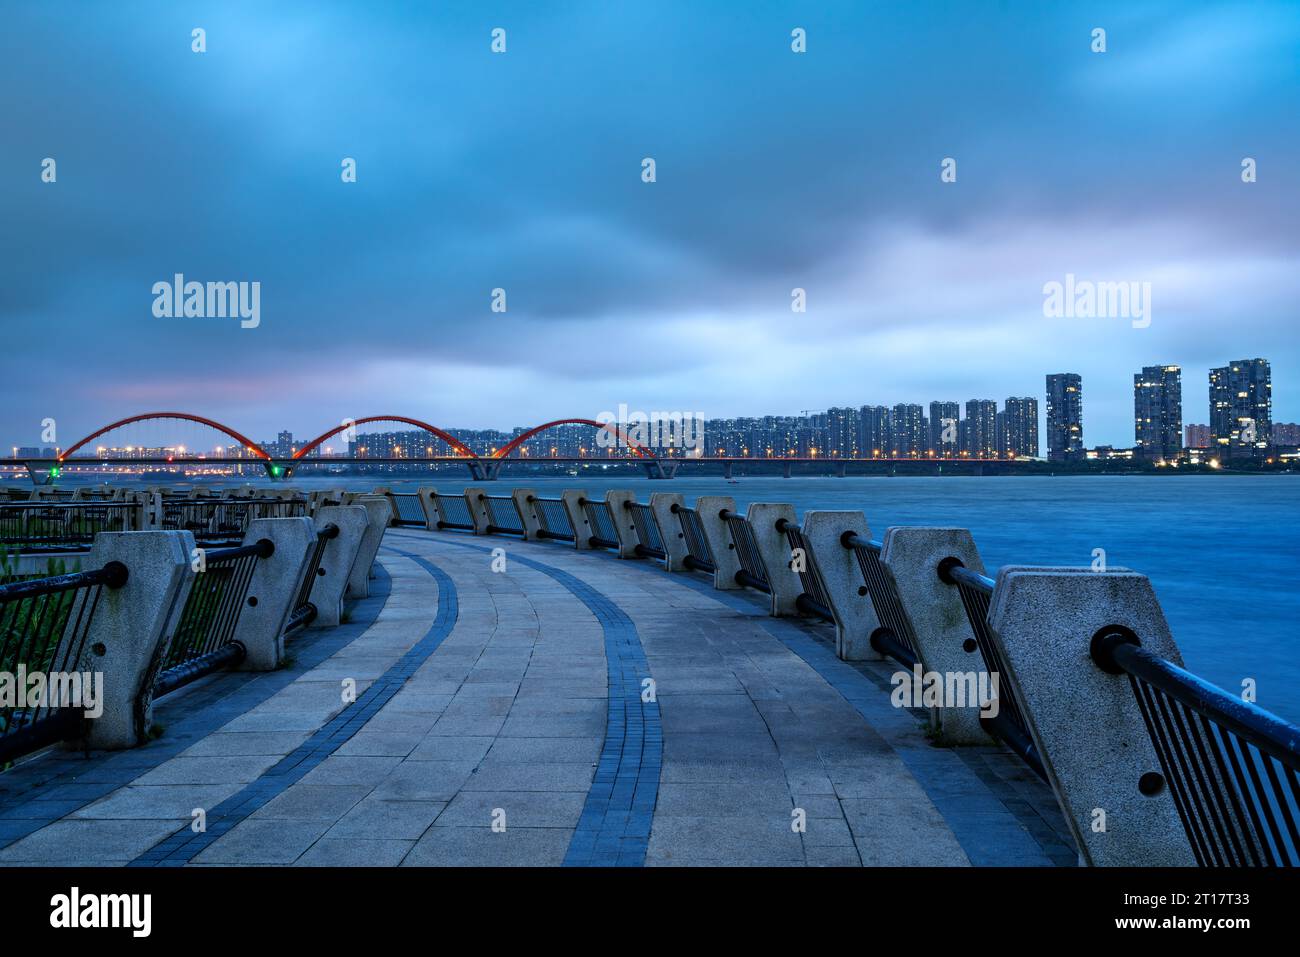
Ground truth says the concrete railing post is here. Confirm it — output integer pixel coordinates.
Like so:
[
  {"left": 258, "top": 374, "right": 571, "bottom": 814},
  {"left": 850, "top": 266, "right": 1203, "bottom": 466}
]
[
  {"left": 879, "top": 527, "right": 992, "bottom": 744},
  {"left": 347, "top": 496, "right": 393, "bottom": 599},
  {"left": 987, "top": 567, "right": 1197, "bottom": 867},
  {"left": 80, "top": 531, "right": 194, "bottom": 750},
  {"left": 745, "top": 503, "right": 803, "bottom": 616},
  {"left": 416, "top": 487, "right": 441, "bottom": 531},
  {"left": 561, "top": 490, "right": 591, "bottom": 549},
  {"left": 309, "top": 505, "right": 369, "bottom": 627},
  {"left": 230, "top": 517, "right": 316, "bottom": 671},
  {"left": 649, "top": 492, "right": 689, "bottom": 571},
  {"left": 800, "top": 511, "right": 883, "bottom": 660},
  {"left": 512, "top": 488, "right": 542, "bottom": 541},
  {"left": 463, "top": 486, "right": 491, "bottom": 535},
  {"left": 695, "top": 496, "right": 743, "bottom": 590},
  {"left": 604, "top": 489, "right": 641, "bottom": 559}
]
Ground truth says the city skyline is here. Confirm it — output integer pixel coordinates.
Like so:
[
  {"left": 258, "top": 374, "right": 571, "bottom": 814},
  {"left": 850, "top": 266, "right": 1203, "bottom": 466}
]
[
  {"left": 11, "top": 356, "right": 1291, "bottom": 462},
  {"left": 3, "top": 3, "right": 1298, "bottom": 450}
]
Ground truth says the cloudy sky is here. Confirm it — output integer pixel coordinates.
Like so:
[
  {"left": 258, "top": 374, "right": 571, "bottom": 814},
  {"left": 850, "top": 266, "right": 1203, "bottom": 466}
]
[{"left": 2, "top": 1, "right": 1297, "bottom": 451}]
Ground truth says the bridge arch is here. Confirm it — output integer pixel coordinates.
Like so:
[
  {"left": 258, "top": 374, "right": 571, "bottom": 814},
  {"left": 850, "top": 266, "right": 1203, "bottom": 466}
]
[
  {"left": 293, "top": 415, "right": 478, "bottom": 459},
  {"left": 492, "top": 418, "right": 654, "bottom": 460},
  {"left": 59, "top": 412, "right": 271, "bottom": 461}
]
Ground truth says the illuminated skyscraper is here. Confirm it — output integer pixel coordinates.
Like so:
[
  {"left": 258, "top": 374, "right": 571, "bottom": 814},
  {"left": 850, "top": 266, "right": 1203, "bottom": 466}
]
[
  {"left": 1133, "top": 365, "right": 1182, "bottom": 460},
  {"left": 1046, "top": 373, "right": 1084, "bottom": 461},
  {"left": 1210, "top": 359, "right": 1272, "bottom": 459}
]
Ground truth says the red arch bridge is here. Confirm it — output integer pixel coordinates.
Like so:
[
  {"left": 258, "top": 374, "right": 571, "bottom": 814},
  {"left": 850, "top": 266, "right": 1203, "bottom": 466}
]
[{"left": 15, "top": 411, "right": 1033, "bottom": 483}]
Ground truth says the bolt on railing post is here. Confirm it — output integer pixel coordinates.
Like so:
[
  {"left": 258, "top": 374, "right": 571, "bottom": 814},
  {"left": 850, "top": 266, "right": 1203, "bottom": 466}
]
[
  {"left": 308, "top": 505, "right": 369, "bottom": 627},
  {"left": 744, "top": 503, "right": 802, "bottom": 616},
  {"left": 462, "top": 486, "right": 492, "bottom": 536},
  {"left": 557, "top": 490, "right": 591, "bottom": 549},
  {"left": 346, "top": 495, "right": 393, "bottom": 599},
  {"left": 511, "top": 487, "right": 542, "bottom": 540},
  {"left": 416, "top": 486, "right": 441, "bottom": 531},
  {"left": 987, "top": 567, "right": 1197, "bottom": 867},
  {"left": 604, "top": 489, "right": 641, "bottom": 558},
  {"left": 81, "top": 531, "right": 194, "bottom": 751},
  {"left": 649, "top": 492, "right": 690, "bottom": 571},
  {"left": 879, "top": 527, "right": 995, "bottom": 745},
  {"left": 801, "top": 511, "right": 882, "bottom": 660},
  {"left": 694, "top": 496, "right": 743, "bottom": 590},
  {"left": 230, "top": 517, "right": 316, "bottom": 671}
]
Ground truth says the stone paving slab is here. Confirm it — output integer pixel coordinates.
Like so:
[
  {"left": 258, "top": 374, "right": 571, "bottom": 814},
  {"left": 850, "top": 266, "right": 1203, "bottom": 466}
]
[{"left": 0, "top": 525, "right": 1078, "bottom": 867}]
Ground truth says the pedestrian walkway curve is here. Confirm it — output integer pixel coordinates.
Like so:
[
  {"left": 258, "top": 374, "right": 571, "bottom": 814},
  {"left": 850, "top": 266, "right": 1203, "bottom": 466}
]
[{"left": 0, "top": 527, "right": 1078, "bottom": 867}]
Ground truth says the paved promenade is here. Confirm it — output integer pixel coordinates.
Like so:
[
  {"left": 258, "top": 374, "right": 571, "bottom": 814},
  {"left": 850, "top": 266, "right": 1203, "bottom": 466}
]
[{"left": 0, "top": 528, "right": 1077, "bottom": 867}]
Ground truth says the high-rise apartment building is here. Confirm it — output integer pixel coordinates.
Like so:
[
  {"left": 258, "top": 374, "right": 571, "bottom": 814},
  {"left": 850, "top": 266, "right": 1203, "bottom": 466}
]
[
  {"left": 929, "top": 401, "right": 960, "bottom": 457},
  {"left": 891, "top": 404, "right": 926, "bottom": 456},
  {"left": 1133, "top": 365, "right": 1183, "bottom": 460},
  {"left": 1002, "top": 397, "right": 1039, "bottom": 458},
  {"left": 1046, "top": 373, "right": 1084, "bottom": 461},
  {"left": 1210, "top": 358, "right": 1272, "bottom": 459},
  {"left": 1185, "top": 424, "right": 1211, "bottom": 449},
  {"left": 858, "top": 406, "right": 891, "bottom": 457},
  {"left": 964, "top": 399, "right": 998, "bottom": 458}
]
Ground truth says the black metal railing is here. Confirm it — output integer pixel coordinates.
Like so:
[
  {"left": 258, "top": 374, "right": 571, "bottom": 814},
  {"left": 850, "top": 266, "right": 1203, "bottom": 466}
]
[
  {"left": 0, "top": 502, "right": 139, "bottom": 553},
  {"left": 528, "top": 496, "right": 575, "bottom": 542},
  {"left": 719, "top": 509, "right": 770, "bottom": 593},
  {"left": 390, "top": 493, "right": 426, "bottom": 526},
  {"left": 582, "top": 499, "right": 619, "bottom": 550},
  {"left": 841, "top": 532, "right": 921, "bottom": 668},
  {"left": 0, "top": 561, "right": 128, "bottom": 764},
  {"left": 433, "top": 493, "right": 475, "bottom": 531},
  {"left": 1092, "top": 628, "right": 1300, "bottom": 867},
  {"left": 937, "top": 557, "right": 1045, "bottom": 781},
  {"left": 153, "top": 539, "right": 273, "bottom": 697},
  {"left": 285, "top": 524, "right": 338, "bottom": 636},
  {"left": 671, "top": 504, "right": 715, "bottom": 574},
  {"left": 775, "top": 518, "right": 833, "bottom": 620},
  {"left": 625, "top": 502, "right": 665, "bottom": 560},
  {"left": 160, "top": 498, "right": 308, "bottom": 546},
  {"left": 478, "top": 494, "right": 525, "bottom": 536}
]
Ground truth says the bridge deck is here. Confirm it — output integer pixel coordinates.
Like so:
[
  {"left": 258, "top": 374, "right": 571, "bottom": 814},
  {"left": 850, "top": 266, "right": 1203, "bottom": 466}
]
[{"left": 0, "top": 528, "right": 1076, "bottom": 867}]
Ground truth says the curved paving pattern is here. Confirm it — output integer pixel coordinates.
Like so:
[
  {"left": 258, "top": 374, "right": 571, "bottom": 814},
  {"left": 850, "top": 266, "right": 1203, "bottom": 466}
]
[{"left": 0, "top": 526, "right": 1076, "bottom": 867}]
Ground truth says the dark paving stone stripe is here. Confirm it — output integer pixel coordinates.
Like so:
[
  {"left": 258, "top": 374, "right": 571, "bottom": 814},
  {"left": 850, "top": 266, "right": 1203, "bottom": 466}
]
[
  {"left": 0, "top": 568, "right": 394, "bottom": 849},
  {"left": 127, "top": 554, "right": 456, "bottom": 866},
  {"left": 414, "top": 535, "right": 661, "bottom": 868}
]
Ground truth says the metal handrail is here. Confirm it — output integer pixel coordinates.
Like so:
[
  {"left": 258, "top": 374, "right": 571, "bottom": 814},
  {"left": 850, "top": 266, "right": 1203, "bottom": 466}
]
[
  {"left": 623, "top": 500, "right": 666, "bottom": 560},
  {"left": 579, "top": 498, "right": 618, "bottom": 550},
  {"left": 0, "top": 560, "right": 129, "bottom": 763},
  {"left": 477, "top": 493, "right": 525, "bottom": 536},
  {"left": 670, "top": 503, "right": 714, "bottom": 574},
  {"left": 718, "top": 509, "right": 770, "bottom": 593},
  {"left": 1092, "top": 628, "right": 1300, "bottom": 866},
  {"left": 526, "top": 495, "right": 575, "bottom": 542},
  {"left": 774, "top": 518, "right": 833, "bottom": 621}
]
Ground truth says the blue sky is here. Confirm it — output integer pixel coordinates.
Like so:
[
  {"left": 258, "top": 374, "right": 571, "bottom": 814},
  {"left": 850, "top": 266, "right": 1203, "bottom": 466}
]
[{"left": 2, "top": 1, "right": 1297, "bottom": 451}]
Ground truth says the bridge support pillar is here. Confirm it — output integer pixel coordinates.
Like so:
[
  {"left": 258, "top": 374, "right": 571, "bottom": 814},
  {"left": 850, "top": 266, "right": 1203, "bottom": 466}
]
[
  {"left": 640, "top": 459, "right": 678, "bottom": 479},
  {"left": 262, "top": 460, "right": 294, "bottom": 481},
  {"left": 835, "top": 461, "right": 847, "bottom": 478},
  {"left": 24, "top": 462, "right": 58, "bottom": 486},
  {"left": 782, "top": 461, "right": 792, "bottom": 479},
  {"left": 695, "top": 496, "right": 743, "bottom": 590},
  {"left": 722, "top": 461, "right": 733, "bottom": 480},
  {"left": 987, "top": 568, "right": 1197, "bottom": 867}
]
